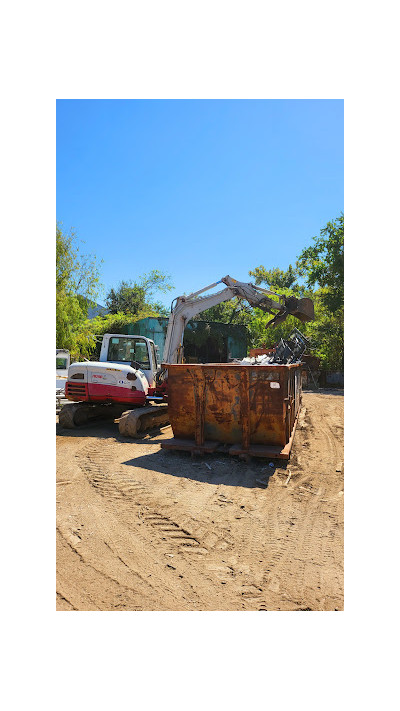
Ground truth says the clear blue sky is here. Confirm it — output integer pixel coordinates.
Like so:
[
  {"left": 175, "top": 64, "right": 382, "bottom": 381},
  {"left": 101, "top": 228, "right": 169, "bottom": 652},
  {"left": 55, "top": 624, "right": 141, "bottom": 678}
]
[{"left": 57, "top": 99, "right": 343, "bottom": 307}]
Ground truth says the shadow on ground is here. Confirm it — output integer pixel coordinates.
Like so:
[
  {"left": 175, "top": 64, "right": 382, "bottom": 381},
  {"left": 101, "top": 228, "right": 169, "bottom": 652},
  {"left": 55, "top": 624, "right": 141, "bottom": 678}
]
[
  {"left": 56, "top": 420, "right": 289, "bottom": 489},
  {"left": 121, "top": 446, "right": 288, "bottom": 489},
  {"left": 56, "top": 419, "right": 121, "bottom": 439}
]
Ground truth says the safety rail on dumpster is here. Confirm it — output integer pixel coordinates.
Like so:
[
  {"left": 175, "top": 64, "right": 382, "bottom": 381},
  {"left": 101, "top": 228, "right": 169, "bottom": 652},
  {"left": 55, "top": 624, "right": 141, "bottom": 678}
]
[{"left": 161, "top": 362, "right": 303, "bottom": 461}]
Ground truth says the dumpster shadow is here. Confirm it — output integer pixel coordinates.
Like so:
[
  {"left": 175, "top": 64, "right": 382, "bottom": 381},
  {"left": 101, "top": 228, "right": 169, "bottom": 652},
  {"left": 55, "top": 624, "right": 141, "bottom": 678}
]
[
  {"left": 57, "top": 418, "right": 288, "bottom": 489},
  {"left": 121, "top": 448, "right": 289, "bottom": 489}
]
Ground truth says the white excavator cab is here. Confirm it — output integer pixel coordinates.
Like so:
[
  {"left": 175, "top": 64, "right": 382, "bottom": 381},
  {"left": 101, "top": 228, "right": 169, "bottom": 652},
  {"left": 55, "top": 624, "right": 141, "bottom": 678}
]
[
  {"left": 99, "top": 334, "right": 159, "bottom": 390},
  {"left": 64, "top": 334, "right": 160, "bottom": 407}
]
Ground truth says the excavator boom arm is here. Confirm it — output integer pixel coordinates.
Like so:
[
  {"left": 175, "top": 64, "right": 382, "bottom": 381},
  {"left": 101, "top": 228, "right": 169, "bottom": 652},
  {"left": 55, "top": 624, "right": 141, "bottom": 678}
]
[{"left": 162, "top": 275, "right": 314, "bottom": 364}]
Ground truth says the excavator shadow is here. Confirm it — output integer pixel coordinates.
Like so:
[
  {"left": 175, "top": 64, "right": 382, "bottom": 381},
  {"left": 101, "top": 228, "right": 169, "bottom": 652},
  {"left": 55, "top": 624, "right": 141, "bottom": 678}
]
[
  {"left": 56, "top": 418, "right": 172, "bottom": 440},
  {"left": 56, "top": 420, "right": 119, "bottom": 439},
  {"left": 121, "top": 447, "right": 289, "bottom": 489}
]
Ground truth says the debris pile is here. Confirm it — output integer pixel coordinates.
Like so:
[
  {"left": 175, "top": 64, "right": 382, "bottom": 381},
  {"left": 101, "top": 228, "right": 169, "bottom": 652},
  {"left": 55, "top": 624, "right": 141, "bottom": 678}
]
[{"left": 239, "top": 328, "right": 310, "bottom": 366}]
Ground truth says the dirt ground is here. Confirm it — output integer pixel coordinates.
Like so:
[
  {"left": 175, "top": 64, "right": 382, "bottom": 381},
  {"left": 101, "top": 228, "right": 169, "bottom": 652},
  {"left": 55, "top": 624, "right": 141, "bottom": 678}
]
[{"left": 56, "top": 391, "right": 344, "bottom": 611}]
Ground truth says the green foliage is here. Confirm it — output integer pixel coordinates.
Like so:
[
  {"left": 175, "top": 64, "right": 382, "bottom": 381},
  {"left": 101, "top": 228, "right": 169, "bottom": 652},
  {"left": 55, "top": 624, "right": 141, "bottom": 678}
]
[
  {"left": 79, "top": 307, "right": 164, "bottom": 360},
  {"left": 249, "top": 264, "right": 300, "bottom": 291},
  {"left": 106, "top": 270, "right": 173, "bottom": 316},
  {"left": 194, "top": 297, "right": 253, "bottom": 327},
  {"left": 247, "top": 294, "right": 343, "bottom": 371},
  {"left": 247, "top": 310, "right": 300, "bottom": 348},
  {"left": 150, "top": 300, "right": 170, "bottom": 317},
  {"left": 295, "top": 214, "right": 344, "bottom": 369},
  {"left": 296, "top": 213, "right": 344, "bottom": 312},
  {"left": 247, "top": 215, "right": 344, "bottom": 371},
  {"left": 304, "top": 292, "right": 344, "bottom": 370},
  {"left": 56, "top": 223, "right": 103, "bottom": 359},
  {"left": 88, "top": 311, "right": 138, "bottom": 337},
  {"left": 87, "top": 308, "right": 161, "bottom": 338},
  {"left": 246, "top": 284, "right": 313, "bottom": 348}
]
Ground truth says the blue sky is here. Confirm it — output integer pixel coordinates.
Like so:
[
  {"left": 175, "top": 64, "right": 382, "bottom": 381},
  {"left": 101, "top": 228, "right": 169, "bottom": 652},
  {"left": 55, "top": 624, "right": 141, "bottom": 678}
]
[{"left": 57, "top": 99, "right": 343, "bottom": 308}]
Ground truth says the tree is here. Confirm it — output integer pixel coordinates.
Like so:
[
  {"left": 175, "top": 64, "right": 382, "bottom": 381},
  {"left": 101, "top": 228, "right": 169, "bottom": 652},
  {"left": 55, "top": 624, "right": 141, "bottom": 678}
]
[
  {"left": 56, "top": 223, "right": 103, "bottom": 358},
  {"left": 193, "top": 266, "right": 301, "bottom": 329},
  {"left": 246, "top": 283, "right": 314, "bottom": 349},
  {"left": 106, "top": 270, "right": 173, "bottom": 316},
  {"left": 80, "top": 310, "right": 158, "bottom": 360},
  {"left": 296, "top": 213, "right": 344, "bottom": 312},
  {"left": 193, "top": 297, "right": 254, "bottom": 327},
  {"left": 295, "top": 213, "right": 344, "bottom": 370},
  {"left": 247, "top": 212, "right": 344, "bottom": 372},
  {"left": 305, "top": 295, "right": 344, "bottom": 370},
  {"left": 248, "top": 264, "right": 300, "bottom": 291}
]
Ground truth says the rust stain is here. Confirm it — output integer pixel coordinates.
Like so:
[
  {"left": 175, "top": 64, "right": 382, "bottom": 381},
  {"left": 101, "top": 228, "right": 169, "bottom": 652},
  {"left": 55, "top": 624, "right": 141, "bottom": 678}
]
[{"left": 167, "top": 363, "right": 302, "bottom": 450}]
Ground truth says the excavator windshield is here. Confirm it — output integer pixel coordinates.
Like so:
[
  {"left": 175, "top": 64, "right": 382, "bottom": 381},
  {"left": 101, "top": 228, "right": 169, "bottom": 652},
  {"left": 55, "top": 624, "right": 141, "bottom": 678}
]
[{"left": 107, "top": 336, "right": 150, "bottom": 368}]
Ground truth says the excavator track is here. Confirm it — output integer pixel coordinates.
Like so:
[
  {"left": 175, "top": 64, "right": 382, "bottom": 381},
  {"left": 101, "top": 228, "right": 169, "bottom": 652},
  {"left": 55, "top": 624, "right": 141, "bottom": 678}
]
[
  {"left": 59, "top": 402, "right": 128, "bottom": 429},
  {"left": 118, "top": 403, "right": 169, "bottom": 437},
  {"left": 59, "top": 401, "right": 169, "bottom": 437}
]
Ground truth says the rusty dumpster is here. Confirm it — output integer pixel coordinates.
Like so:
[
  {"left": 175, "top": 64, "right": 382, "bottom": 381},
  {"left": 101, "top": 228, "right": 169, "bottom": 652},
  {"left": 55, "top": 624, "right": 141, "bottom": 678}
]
[{"left": 161, "top": 362, "right": 302, "bottom": 459}]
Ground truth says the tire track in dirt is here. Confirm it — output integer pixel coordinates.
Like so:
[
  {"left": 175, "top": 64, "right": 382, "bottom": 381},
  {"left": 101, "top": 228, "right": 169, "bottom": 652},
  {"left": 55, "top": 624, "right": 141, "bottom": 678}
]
[
  {"left": 72, "top": 439, "right": 242, "bottom": 608},
  {"left": 215, "top": 398, "right": 343, "bottom": 611},
  {"left": 78, "top": 440, "right": 236, "bottom": 560},
  {"left": 138, "top": 510, "right": 206, "bottom": 552},
  {"left": 57, "top": 393, "right": 344, "bottom": 610}
]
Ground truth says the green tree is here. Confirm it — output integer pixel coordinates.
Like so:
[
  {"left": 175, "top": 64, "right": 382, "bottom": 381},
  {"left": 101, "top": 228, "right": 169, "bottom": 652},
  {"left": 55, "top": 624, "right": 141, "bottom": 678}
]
[
  {"left": 304, "top": 291, "right": 344, "bottom": 370},
  {"left": 296, "top": 213, "right": 344, "bottom": 312},
  {"left": 106, "top": 270, "right": 173, "bottom": 316},
  {"left": 247, "top": 215, "right": 344, "bottom": 370},
  {"left": 296, "top": 213, "right": 344, "bottom": 369},
  {"left": 246, "top": 283, "right": 314, "bottom": 349},
  {"left": 248, "top": 263, "right": 300, "bottom": 291},
  {"left": 56, "top": 223, "right": 103, "bottom": 359},
  {"left": 192, "top": 269, "right": 301, "bottom": 330},
  {"left": 194, "top": 297, "right": 253, "bottom": 326},
  {"left": 245, "top": 289, "right": 343, "bottom": 369},
  {"left": 81, "top": 309, "right": 159, "bottom": 360}
]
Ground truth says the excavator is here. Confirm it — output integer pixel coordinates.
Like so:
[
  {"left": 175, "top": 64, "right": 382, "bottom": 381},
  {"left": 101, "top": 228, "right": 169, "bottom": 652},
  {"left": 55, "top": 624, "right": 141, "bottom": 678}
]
[{"left": 59, "top": 275, "right": 314, "bottom": 435}]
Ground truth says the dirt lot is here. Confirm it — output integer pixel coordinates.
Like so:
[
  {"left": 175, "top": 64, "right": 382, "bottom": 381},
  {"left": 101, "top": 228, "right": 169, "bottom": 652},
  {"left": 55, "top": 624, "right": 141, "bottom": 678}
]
[{"left": 56, "top": 391, "right": 344, "bottom": 611}]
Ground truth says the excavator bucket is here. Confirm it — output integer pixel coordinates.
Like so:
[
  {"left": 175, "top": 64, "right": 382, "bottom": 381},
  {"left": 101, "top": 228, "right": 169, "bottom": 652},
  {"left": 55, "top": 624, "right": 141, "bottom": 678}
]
[{"left": 291, "top": 297, "right": 314, "bottom": 323}]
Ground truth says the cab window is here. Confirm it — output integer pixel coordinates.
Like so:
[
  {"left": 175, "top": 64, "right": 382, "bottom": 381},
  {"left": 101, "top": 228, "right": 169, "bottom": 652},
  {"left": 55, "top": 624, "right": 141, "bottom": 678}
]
[{"left": 107, "top": 337, "right": 150, "bottom": 369}]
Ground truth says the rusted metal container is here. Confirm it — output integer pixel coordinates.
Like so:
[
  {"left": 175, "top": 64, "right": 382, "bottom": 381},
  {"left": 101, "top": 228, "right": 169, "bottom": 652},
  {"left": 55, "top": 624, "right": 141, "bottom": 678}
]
[{"left": 161, "top": 363, "right": 302, "bottom": 459}]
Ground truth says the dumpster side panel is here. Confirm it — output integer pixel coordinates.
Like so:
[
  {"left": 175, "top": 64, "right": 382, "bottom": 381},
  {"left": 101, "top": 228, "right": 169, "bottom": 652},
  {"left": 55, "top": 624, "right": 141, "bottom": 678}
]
[
  {"left": 248, "top": 368, "right": 287, "bottom": 446},
  {"left": 167, "top": 367, "right": 197, "bottom": 440},
  {"left": 167, "top": 366, "right": 243, "bottom": 444},
  {"left": 202, "top": 368, "right": 243, "bottom": 444},
  {"left": 167, "top": 363, "right": 301, "bottom": 448}
]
